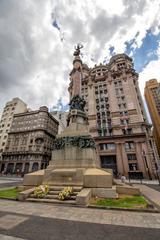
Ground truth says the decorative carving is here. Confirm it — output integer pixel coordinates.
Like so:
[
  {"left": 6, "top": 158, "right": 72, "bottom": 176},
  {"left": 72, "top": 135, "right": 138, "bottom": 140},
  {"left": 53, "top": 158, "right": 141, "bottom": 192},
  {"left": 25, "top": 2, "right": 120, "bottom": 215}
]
[
  {"left": 54, "top": 136, "right": 96, "bottom": 150},
  {"left": 69, "top": 95, "right": 86, "bottom": 112}
]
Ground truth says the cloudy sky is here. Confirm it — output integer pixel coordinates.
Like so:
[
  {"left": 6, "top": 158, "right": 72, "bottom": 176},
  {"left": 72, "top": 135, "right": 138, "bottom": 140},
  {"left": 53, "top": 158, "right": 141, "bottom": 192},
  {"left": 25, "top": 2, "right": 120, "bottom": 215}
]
[{"left": 0, "top": 0, "right": 160, "bottom": 117}]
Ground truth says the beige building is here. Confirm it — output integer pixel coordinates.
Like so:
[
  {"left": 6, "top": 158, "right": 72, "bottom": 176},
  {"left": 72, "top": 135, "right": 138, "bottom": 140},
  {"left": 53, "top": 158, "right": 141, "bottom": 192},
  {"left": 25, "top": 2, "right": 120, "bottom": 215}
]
[
  {"left": 69, "top": 53, "right": 160, "bottom": 179},
  {"left": 145, "top": 79, "right": 160, "bottom": 156},
  {"left": 1, "top": 106, "right": 58, "bottom": 174},
  {"left": 0, "top": 98, "right": 27, "bottom": 163},
  {"left": 50, "top": 111, "right": 68, "bottom": 133}
]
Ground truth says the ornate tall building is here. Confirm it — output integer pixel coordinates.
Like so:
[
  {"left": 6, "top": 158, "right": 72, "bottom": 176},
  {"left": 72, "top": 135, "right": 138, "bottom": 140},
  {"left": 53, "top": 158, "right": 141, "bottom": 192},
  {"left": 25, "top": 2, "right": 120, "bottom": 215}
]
[
  {"left": 1, "top": 106, "right": 58, "bottom": 174},
  {"left": 145, "top": 79, "right": 160, "bottom": 156},
  {"left": 69, "top": 53, "right": 160, "bottom": 179}
]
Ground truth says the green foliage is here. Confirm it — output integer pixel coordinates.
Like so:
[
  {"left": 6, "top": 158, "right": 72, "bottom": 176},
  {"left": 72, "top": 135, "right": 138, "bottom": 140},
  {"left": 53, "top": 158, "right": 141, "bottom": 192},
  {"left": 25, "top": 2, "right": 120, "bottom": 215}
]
[
  {"left": 0, "top": 188, "right": 19, "bottom": 199},
  {"left": 93, "top": 195, "right": 148, "bottom": 209}
]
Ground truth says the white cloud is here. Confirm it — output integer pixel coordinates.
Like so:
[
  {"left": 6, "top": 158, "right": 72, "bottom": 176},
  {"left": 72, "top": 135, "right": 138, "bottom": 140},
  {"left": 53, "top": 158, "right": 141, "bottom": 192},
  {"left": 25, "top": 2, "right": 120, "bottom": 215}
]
[{"left": 139, "top": 59, "right": 160, "bottom": 96}]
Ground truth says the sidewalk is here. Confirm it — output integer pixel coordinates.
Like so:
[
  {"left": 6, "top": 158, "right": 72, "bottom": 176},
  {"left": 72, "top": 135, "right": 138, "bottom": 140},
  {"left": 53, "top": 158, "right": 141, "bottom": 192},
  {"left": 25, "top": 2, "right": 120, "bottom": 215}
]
[
  {"left": 117, "top": 179, "right": 160, "bottom": 185},
  {"left": 134, "top": 184, "right": 160, "bottom": 209},
  {"left": 0, "top": 199, "right": 160, "bottom": 229}
]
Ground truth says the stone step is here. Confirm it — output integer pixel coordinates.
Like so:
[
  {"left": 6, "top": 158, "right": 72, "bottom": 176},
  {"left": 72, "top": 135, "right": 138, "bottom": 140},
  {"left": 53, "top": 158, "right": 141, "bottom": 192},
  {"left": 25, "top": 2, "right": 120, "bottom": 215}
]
[
  {"left": 46, "top": 195, "right": 76, "bottom": 200},
  {"left": 48, "top": 190, "right": 78, "bottom": 195},
  {"left": 48, "top": 186, "right": 82, "bottom": 192},
  {"left": 27, "top": 198, "right": 76, "bottom": 205},
  {"left": 30, "top": 194, "right": 77, "bottom": 200}
]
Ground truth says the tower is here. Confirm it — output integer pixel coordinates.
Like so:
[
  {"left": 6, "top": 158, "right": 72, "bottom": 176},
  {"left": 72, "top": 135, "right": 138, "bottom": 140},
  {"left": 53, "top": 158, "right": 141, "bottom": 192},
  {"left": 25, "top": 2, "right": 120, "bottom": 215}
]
[{"left": 145, "top": 79, "right": 160, "bottom": 156}]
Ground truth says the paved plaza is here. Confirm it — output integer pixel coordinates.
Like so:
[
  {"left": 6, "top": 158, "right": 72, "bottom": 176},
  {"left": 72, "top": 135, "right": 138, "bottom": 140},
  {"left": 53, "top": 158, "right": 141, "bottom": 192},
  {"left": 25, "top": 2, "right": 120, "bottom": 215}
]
[
  {"left": 0, "top": 199, "right": 160, "bottom": 240},
  {"left": 0, "top": 177, "right": 160, "bottom": 239}
]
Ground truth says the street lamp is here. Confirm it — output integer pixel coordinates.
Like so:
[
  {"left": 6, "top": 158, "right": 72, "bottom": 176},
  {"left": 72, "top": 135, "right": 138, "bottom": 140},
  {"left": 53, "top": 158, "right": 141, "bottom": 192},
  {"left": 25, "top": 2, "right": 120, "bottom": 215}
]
[
  {"left": 142, "top": 150, "right": 152, "bottom": 180},
  {"left": 155, "top": 162, "right": 160, "bottom": 186}
]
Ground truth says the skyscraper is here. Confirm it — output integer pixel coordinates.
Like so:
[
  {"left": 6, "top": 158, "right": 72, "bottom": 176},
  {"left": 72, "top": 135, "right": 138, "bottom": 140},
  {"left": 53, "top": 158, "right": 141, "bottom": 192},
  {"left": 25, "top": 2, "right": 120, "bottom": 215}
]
[
  {"left": 145, "top": 79, "right": 160, "bottom": 156},
  {"left": 69, "top": 53, "right": 159, "bottom": 179}
]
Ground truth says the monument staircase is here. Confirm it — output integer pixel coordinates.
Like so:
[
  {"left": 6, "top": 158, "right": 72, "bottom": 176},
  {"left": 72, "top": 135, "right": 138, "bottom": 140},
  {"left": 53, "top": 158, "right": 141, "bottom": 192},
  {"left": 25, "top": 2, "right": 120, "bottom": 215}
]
[{"left": 26, "top": 185, "right": 83, "bottom": 205}]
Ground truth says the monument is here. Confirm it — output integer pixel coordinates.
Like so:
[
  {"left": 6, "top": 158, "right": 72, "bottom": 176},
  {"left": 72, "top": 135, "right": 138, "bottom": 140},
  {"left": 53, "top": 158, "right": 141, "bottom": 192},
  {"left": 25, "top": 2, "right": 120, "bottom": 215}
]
[{"left": 22, "top": 45, "right": 117, "bottom": 204}]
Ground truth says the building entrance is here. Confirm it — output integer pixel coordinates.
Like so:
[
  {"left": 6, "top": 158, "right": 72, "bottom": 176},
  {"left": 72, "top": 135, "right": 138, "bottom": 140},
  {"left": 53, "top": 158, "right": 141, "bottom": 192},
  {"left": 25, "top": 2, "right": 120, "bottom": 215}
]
[{"left": 100, "top": 155, "right": 117, "bottom": 176}]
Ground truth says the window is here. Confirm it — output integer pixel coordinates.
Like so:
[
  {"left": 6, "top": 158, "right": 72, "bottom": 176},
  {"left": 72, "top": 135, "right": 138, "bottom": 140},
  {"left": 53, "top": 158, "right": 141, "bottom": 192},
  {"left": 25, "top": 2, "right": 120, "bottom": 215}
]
[
  {"left": 125, "top": 142, "right": 134, "bottom": 150},
  {"left": 127, "top": 154, "right": 136, "bottom": 160},
  {"left": 129, "top": 163, "right": 138, "bottom": 171},
  {"left": 99, "top": 143, "right": 104, "bottom": 150},
  {"left": 2, "top": 142, "right": 5, "bottom": 146},
  {"left": 99, "top": 143, "right": 115, "bottom": 150},
  {"left": 120, "top": 88, "right": 124, "bottom": 94},
  {"left": 122, "top": 128, "right": 132, "bottom": 135},
  {"left": 107, "top": 143, "right": 115, "bottom": 149},
  {"left": 123, "top": 103, "right": 126, "bottom": 108},
  {"left": 120, "top": 119, "right": 124, "bottom": 125}
]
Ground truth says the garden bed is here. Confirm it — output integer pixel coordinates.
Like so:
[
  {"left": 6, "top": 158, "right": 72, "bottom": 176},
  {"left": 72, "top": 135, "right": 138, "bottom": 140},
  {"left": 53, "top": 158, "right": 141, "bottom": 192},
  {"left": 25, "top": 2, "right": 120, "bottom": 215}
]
[
  {"left": 0, "top": 187, "right": 20, "bottom": 200},
  {"left": 89, "top": 194, "right": 156, "bottom": 211}
]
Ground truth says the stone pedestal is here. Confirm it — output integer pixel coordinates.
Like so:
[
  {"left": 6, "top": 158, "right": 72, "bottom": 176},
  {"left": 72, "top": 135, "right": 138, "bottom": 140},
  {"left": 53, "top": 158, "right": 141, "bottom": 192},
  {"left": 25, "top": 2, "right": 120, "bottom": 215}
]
[{"left": 42, "top": 113, "right": 112, "bottom": 189}]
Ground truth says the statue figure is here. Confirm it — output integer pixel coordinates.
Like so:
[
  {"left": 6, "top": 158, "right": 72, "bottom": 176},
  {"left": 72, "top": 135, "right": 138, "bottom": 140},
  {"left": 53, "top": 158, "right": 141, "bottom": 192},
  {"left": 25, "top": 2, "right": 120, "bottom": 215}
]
[
  {"left": 69, "top": 95, "right": 86, "bottom": 112},
  {"left": 73, "top": 43, "right": 83, "bottom": 56}
]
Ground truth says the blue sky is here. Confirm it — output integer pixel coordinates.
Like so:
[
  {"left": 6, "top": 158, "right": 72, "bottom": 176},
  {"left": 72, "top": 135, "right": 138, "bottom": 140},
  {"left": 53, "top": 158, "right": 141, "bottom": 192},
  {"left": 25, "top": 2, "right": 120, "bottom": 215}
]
[{"left": 125, "top": 30, "right": 160, "bottom": 73}]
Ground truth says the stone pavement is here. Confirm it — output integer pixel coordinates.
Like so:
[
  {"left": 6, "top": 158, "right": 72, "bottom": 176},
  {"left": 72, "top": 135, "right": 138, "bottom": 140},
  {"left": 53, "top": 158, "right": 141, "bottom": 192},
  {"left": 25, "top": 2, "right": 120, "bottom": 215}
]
[
  {"left": 0, "top": 199, "right": 160, "bottom": 228},
  {"left": 0, "top": 200, "right": 160, "bottom": 240},
  {"left": 134, "top": 184, "right": 160, "bottom": 209},
  {"left": 0, "top": 176, "right": 23, "bottom": 189}
]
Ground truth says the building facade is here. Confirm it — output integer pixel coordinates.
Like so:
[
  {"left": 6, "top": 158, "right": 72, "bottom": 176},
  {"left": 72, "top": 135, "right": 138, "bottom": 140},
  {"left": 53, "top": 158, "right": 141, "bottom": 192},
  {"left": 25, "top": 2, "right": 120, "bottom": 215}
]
[
  {"left": 1, "top": 106, "right": 59, "bottom": 174},
  {"left": 145, "top": 79, "right": 160, "bottom": 156},
  {"left": 0, "top": 98, "right": 27, "bottom": 165},
  {"left": 50, "top": 111, "right": 68, "bottom": 134},
  {"left": 69, "top": 54, "right": 160, "bottom": 179}
]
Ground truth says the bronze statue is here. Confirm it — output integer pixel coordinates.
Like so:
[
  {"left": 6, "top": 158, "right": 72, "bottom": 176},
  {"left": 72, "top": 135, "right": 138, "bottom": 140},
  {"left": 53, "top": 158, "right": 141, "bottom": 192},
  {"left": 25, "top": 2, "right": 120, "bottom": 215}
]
[{"left": 73, "top": 43, "right": 83, "bottom": 56}]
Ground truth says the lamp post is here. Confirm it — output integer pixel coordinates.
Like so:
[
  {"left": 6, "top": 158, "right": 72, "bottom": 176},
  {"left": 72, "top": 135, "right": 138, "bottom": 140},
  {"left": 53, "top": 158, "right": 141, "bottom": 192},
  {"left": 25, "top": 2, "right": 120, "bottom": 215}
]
[
  {"left": 142, "top": 150, "right": 152, "bottom": 180},
  {"left": 155, "top": 162, "right": 160, "bottom": 186}
]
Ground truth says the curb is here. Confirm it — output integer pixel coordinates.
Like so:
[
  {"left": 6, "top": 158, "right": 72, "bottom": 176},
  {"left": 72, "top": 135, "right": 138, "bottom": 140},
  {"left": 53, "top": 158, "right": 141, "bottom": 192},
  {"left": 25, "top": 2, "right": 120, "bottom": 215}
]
[
  {"left": 88, "top": 204, "right": 160, "bottom": 213},
  {"left": 0, "top": 197, "right": 18, "bottom": 201}
]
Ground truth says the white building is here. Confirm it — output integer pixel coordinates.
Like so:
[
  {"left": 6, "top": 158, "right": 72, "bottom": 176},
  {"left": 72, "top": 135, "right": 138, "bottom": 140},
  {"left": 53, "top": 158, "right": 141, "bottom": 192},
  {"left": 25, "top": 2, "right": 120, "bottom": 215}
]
[
  {"left": 50, "top": 111, "right": 68, "bottom": 134},
  {"left": 0, "top": 98, "right": 27, "bottom": 168}
]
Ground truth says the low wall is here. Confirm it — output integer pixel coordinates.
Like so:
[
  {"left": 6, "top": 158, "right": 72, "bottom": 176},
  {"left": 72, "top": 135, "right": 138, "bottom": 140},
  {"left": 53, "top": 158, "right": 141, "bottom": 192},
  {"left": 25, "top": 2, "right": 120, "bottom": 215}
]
[
  {"left": 116, "top": 185, "right": 140, "bottom": 195},
  {"left": 23, "top": 170, "right": 44, "bottom": 187}
]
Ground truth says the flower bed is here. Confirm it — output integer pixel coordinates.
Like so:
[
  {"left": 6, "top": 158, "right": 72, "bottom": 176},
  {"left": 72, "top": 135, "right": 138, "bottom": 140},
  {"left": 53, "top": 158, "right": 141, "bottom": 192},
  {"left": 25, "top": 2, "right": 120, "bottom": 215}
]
[
  {"left": 34, "top": 185, "right": 49, "bottom": 198},
  {"left": 58, "top": 187, "right": 73, "bottom": 200}
]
